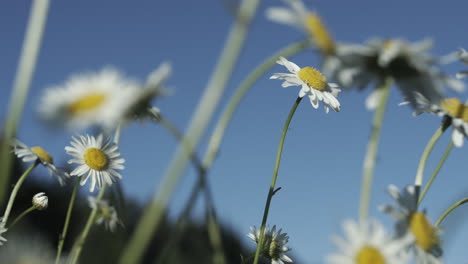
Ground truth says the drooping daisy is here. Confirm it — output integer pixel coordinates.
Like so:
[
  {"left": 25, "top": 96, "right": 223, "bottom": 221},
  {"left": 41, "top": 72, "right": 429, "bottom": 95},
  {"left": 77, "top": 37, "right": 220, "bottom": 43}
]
[
  {"left": 456, "top": 48, "right": 468, "bottom": 79},
  {"left": 38, "top": 67, "right": 141, "bottom": 131},
  {"left": 409, "top": 93, "right": 468, "bottom": 147},
  {"left": 380, "top": 185, "right": 443, "bottom": 264},
  {"left": 88, "top": 196, "right": 120, "bottom": 232},
  {"left": 327, "top": 219, "right": 412, "bottom": 264},
  {"left": 32, "top": 192, "right": 48, "bottom": 210},
  {"left": 12, "top": 140, "right": 69, "bottom": 186},
  {"left": 65, "top": 134, "right": 125, "bottom": 192},
  {"left": 270, "top": 56, "right": 341, "bottom": 113},
  {"left": 247, "top": 225, "right": 292, "bottom": 264}
]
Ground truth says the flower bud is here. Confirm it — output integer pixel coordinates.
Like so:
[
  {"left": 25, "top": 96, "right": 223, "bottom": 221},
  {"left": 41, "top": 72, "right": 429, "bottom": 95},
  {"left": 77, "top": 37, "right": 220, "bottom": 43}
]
[{"left": 32, "top": 192, "right": 48, "bottom": 210}]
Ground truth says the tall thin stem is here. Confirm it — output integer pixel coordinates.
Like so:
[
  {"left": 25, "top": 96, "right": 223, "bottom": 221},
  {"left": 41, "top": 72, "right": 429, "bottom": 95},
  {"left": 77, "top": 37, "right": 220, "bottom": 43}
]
[
  {"left": 253, "top": 97, "right": 302, "bottom": 264},
  {"left": 359, "top": 78, "right": 392, "bottom": 224},
  {"left": 8, "top": 206, "right": 35, "bottom": 229},
  {"left": 119, "top": 0, "right": 261, "bottom": 262},
  {"left": 417, "top": 141, "right": 453, "bottom": 206},
  {"left": 414, "top": 125, "right": 446, "bottom": 201},
  {"left": 0, "top": 0, "right": 50, "bottom": 203},
  {"left": 68, "top": 184, "right": 107, "bottom": 264},
  {"left": 55, "top": 177, "right": 81, "bottom": 264},
  {"left": 3, "top": 161, "right": 38, "bottom": 225},
  {"left": 435, "top": 198, "right": 468, "bottom": 227}
]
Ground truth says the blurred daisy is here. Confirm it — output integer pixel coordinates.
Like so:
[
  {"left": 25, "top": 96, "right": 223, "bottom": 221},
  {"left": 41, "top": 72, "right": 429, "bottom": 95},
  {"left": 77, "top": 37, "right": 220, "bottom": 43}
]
[
  {"left": 124, "top": 62, "right": 171, "bottom": 122},
  {"left": 456, "top": 48, "right": 468, "bottom": 79},
  {"left": 327, "top": 219, "right": 411, "bottom": 264},
  {"left": 326, "top": 38, "right": 464, "bottom": 111},
  {"left": 270, "top": 56, "right": 341, "bottom": 113},
  {"left": 0, "top": 222, "right": 7, "bottom": 246},
  {"left": 248, "top": 225, "right": 292, "bottom": 264},
  {"left": 409, "top": 93, "right": 468, "bottom": 147},
  {"left": 38, "top": 67, "right": 140, "bottom": 131},
  {"left": 88, "top": 196, "right": 121, "bottom": 232},
  {"left": 266, "top": 0, "right": 335, "bottom": 55},
  {"left": 12, "top": 140, "right": 69, "bottom": 185},
  {"left": 65, "top": 134, "right": 125, "bottom": 192},
  {"left": 380, "top": 185, "right": 443, "bottom": 264}
]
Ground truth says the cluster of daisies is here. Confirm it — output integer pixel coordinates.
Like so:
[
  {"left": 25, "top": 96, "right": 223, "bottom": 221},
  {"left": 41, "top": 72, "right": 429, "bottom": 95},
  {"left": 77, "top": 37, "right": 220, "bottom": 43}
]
[
  {"left": 244, "top": 0, "right": 468, "bottom": 263},
  {"left": 0, "top": 62, "right": 172, "bottom": 253}
]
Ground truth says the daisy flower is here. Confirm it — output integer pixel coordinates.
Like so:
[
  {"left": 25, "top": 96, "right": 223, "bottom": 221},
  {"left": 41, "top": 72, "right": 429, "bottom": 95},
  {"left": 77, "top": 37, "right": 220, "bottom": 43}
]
[
  {"left": 266, "top": 0, "right": 335, "bottom": 55},
  {"left": 270, "top": 56, "right": 341, "bottom": 113},
  {"left": 326, "top": 38, "right": 464, "bottom": 111},
  {"left": 409, "top": 93, "right": 468, "bottom": 147},
  {"left": 327, "top": 219, "right": 411, "bottom": 264},
  {"left": 456, "top": 48, "right": 468, "bottom": 79},
  {"left": 88, "top": 196, "right": 120, "bottom": 232},
  {"left": 0, "top": 222, "right": 7, "bottom": 246},
  {"left": 247, "top": 225, "right": 292, "bottom": 264},
  {"left": 65, "top": 134, "right": 125, "bottom": 192},
  {"left": 12, "top": 140, "right": 69, "bottom": 186},
  {"left": 380, "top": 185, "right": 443, "bottom": 264},
  {"left": 38, "top": 67, "right": 141, "bottom": 131}
]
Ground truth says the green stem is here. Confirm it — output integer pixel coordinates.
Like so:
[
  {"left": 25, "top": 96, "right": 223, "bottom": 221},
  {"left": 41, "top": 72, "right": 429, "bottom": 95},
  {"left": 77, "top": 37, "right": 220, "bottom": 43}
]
[
  {"left": 435, "top": 198, "right": 468, "bottom": 227},
  {"left": 253, "top": 97, "right": 302, "bottom": 264},
  {"left": 2, "top": 161, "right": 38, "bottom": 225},
  {"left": 156, "top": 40, "right": 310, "bottom": 264},
  {"left": 203, "top": 39, "right": 310, "bottom": 168},
  {"left": 8, "top": 206, "right": 35, "bottom": 229},
  {"left": 0, "top": 0, "right": 50, "bottom": 204},
  {"left": 359, "top": 78, "right": 392, "bottom": 224},
  {"left": 417, "top": 141, "right": 453, "bottom": 206},
  {"left": 55, "top": 177, "right": 81, "bottom": 264},
  {"left": 68, "top": 184, "right": 107, "bottom": 264},
  {"left": 119, "top": 0, "right": 261, "bottom": 262},
  {"left": 414, "top": 125, "right": 446, "bottom": 201}
]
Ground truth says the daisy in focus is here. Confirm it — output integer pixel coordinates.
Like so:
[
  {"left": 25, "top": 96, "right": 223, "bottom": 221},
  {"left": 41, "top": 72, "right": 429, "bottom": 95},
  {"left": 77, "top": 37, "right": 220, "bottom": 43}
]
[
  {"left": 327, "top": 219, "right": 411, "bottom": 264},
  {"left": 88, "top": 196, "right": 121, "bottom": 232},
  {"left": 380, "top": 185, "right": 443, "bottom": 264},
  {"left": 38, "top": 67, "right": 140, "bottom": 131},
  {"left": 247, "top": 225, "right": 292, "bottom": 264},
  {"left": 65, "top": 134, "right": 125, "bottom": 192},
  {"left": 409, "top": 93, "right": 468, "bottom": 147},
  {"left": 270, "top": 56, "right": 341, "bottom": 113},
  {"left": 12, "top": 140, "right": 69, "bottom": 186}
]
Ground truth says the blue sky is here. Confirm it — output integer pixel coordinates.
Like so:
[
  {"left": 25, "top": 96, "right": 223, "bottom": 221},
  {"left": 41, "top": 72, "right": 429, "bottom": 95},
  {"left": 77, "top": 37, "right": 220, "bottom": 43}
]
[{"left": 1, "top": 0, "right": 468, "bottom": 263}]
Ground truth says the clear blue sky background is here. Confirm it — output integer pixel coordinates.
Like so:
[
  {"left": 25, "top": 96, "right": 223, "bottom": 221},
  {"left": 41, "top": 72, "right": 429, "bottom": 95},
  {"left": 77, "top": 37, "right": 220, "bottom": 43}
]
[{"left": 1, "top": 0, "right": 468, "bottom": 263}]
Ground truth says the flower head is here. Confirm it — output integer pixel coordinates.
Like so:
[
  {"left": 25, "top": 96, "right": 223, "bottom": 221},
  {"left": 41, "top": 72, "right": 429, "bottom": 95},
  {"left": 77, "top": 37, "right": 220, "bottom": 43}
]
[
  {"left": 32, "top": 192, "right": 48, "bottom": 210},
  {"left": 266, "top": 0, "right": 335, "bottom": 55},
  {"left": 380, "top": 185, "right": 443, "bottom": 264},
  {"left": 326, "top": 38, "right": 464, "bottom": 110},
  {"left": 12, "top": 140, "right": 69, "bottom": 186},
  {"left": 327, "top": 219, "right": 411, "bottom": 264},
  {"left": 247, "top": 225, "right": 292, "bottom": 264},
  {"left": 409, "top": 93, "right": 468, "bottom": 147},
  {"left": 88, "top": 196, "right": 120, "bottom": 232},
  {"left": 270, "top": 57, "right": 341, "bottom": 113},
  {"left": 38, "top": 67, "right": 141, "bottom": 131},
  {"left": 0, "top": 222, "right": 7, "bottom": 246},
  {"left": 65, "top": 134, "right": 125, "bottom": 192}
]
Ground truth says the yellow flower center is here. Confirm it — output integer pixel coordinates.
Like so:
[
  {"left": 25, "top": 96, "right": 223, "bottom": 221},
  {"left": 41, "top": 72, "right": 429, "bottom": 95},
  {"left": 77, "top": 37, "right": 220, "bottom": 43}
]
[
  {"left": 355, "top": 246, "right": 386, "bottom": 264},
  {"left": 30, "top": 146, "right": 53, "bottom": 164},
  {"left": 67, "top": 93, "right": 107, "bottom": 114},
  {"left": 409, "top": 212, "right": 438, "bottom": 251},
  {"left": 297, "top": 66, "right": 328, "bottom": 91},
  {"left": 304, "top": 13, "right": 336, "bottom": 55},
  {"left": 84, "top": 148, "right": 108, "bottom": 171},
  {"left": 383, "top": 40, "right": 395, "bottom": 50},
  {"left": 441, "top": 98, "right": 468, "bottom": 122}
]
